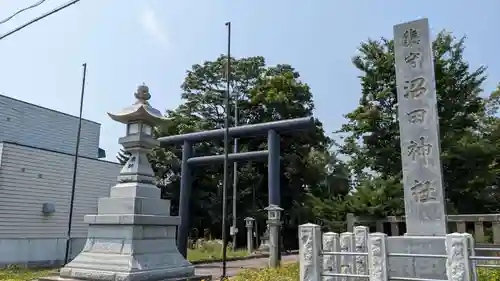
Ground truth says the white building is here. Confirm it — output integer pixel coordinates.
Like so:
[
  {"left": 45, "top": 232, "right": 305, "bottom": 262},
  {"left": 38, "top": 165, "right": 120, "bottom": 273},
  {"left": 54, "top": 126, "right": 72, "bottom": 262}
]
[{"left": 0, "top": 94, "right": 121, "bottom": 267}]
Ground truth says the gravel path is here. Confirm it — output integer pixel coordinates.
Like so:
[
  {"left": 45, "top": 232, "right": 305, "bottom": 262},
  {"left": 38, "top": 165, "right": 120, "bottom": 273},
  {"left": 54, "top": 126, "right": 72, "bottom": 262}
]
[{"left": 195, "top": 254, "right": 299, "bottom": 280}]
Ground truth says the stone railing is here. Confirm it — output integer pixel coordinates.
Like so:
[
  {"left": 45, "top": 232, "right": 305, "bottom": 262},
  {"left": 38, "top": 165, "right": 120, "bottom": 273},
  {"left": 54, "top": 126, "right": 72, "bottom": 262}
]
[
  {"left": 299, "top": 223, "right": 498, "bottom": 281},
  {"left": 346, "top": 213, "right": 500, "bottom": 244}
]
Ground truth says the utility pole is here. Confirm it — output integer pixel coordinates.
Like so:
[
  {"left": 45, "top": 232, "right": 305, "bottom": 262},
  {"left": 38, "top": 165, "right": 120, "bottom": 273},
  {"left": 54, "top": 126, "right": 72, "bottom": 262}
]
[
  {"left": 231, "top": 73, "right": 239, "bottom": 250},
  {"left": 220, "top": 21, "right": 232, "bottom": 281},
  {"left": 64, "top": 63, "right": 87, "bottom": 264},
  {"left": 0, "top": 0, "right": 81, "bottom": 41}
]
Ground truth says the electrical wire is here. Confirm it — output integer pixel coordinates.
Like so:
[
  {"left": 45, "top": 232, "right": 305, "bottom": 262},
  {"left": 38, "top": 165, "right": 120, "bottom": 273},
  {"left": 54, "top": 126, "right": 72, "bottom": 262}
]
[
  {"left": 0, "top": 0, "right": 48, "bottom": 25},
  {"left": 0, "top": 0, "right": 81, "bottom": 41}
]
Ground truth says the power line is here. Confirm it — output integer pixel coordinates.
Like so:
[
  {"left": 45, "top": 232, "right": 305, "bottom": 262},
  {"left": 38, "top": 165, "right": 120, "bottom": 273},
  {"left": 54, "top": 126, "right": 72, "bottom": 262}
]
[
  {"left": 0, "top": 0, "right": 81, "bottom": 41},
  {"left": 0, "top": 0, "right": 48, "bottom": 25}
]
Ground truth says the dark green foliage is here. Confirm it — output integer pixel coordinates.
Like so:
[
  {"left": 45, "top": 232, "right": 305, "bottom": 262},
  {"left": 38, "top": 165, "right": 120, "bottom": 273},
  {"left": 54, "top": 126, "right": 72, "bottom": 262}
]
[
  {"left": 148, "top": 56, "right": 347, "bottom": 245},
  {"left": 140, "top": 31, "right": 500, "bottom": 245},
  {"left": 337, "top": 31, "right": 500, "bottom": 216}
]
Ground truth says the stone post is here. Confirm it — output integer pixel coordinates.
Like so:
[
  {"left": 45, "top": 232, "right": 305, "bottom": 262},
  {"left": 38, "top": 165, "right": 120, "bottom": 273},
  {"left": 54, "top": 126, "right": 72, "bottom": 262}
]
[
  {"left": 322, "top": 232, "right": 340, "bottom": 281},
  {"left": 244, "top": 217, "right": 255, "bottom": 254},
  {"left": 445, "top": 233, "right": 473, "bottom": 281},
  {"left": 299, "top": 223, "right": 322, "bottom": 281},
  {"left": 339, "top": 232, "right": 355, "bottom": 281},
  {"left": 368, "top": 233, "right": 389, "bottom": 281},
  {"left": 50, "top": 85, "right": 209, "bottom": 281},
  {"left": 265, "top": 204, "right": 283, "bottom": 268},
  {"left": 354, "top": 226, "right": 369, "bottom": 278}
]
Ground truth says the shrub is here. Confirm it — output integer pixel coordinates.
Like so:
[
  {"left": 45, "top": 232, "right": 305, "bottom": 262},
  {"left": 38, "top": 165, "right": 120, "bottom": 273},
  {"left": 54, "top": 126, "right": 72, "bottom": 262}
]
[
  {"left": 232, "top": 263, "right": 299, "bottom": 281},
  {"left": 0, "top": 265, "right": 54, "bottom": 281},
  {"left": 232, "top": 263, "right": 500, "bottom": 281},
  {"left": 187, "top": 239, "right": 247, "bottom": 262},
  {"left": 477, "top": 267, "right": 500, "bottom": 281}
]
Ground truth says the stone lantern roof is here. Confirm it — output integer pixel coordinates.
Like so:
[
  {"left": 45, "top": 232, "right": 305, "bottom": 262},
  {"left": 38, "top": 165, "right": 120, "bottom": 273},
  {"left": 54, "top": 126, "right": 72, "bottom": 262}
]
[{"left": 107, "top": 84, "right": 165, "bottom": 125}]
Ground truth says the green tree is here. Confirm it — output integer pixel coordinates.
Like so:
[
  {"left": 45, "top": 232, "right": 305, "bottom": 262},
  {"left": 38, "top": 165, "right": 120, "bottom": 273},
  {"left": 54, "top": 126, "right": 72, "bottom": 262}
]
[
  {"left": 337, "top": 32, "right": 499, "bottom": 215},
  {"left": 150, "top": 55, "right": 338, "bottom": 244}
]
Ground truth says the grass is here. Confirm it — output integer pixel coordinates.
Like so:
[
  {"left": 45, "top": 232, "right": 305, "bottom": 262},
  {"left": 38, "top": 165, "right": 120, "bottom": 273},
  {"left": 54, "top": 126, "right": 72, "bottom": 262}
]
[
  {"left": 477, "top": 267, "right": 500, "bottom": 280},
  {"left": 0, "top": 241, "right": 250, "bottom": 281},
  {"left": 5, "top": 261, "right": 500, "bottom": 281},
  {"left": 187, "top": 247, "right": 249, "bottom": 262},
  {"left": 232, "top": 263, "right": 299, "bottom": 281},
  {"left": 0, "top": 266, "right": 55, "bottom": 281},
  {"left": 231, "top": 263, "right": 500, "bottom": 281}
]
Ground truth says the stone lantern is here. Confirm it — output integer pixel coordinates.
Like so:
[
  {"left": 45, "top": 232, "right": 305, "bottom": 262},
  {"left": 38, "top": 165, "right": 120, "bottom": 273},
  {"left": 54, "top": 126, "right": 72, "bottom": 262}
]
[
  {"left": 264, "top": 204, "right": 283, "bottom": 268},
  {"left": 244, "top": 217, "right": 255, "bottom": 253},
  {"left": 265, "top": 204, "right": 283, "bottom": 221},
  {"left": 51, "top": 85, "right": 208, "bottom": 281},
  {"left": 244, "top": 217, "right": 255, "bottom": 228}
]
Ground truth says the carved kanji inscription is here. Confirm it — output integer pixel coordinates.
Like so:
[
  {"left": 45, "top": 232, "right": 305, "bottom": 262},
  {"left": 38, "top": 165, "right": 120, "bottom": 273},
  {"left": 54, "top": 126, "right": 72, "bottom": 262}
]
[
  {"left": 402, "top": 28, "right": 421, "bottom": 48},
  {"left": 407, "top": 136, "right": 432, "bottom": 164},
  {"left": 406, "top": 108, "right": 427, "bottom": 124},
  {"left": 403, "top": 77, "right": 427, "bottom": 99},
  {"left": 410, "top": 179, "right": 437, "bottom": 203},
  {"left": 404, "top": 52, "right": 422, "bottom": 69}
]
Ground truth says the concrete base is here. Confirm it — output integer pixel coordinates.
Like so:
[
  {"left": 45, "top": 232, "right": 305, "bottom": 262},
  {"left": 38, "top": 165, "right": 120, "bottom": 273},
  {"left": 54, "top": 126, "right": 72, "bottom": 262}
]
[
  {"left": 57, "top": 221, "right": 196, "bottom": 281},
  {"left": 387, "top": 235, "right": 446, "bottom": 280},
  {"left": 39, "top": 275, "right": 212, "bottom": 281}
]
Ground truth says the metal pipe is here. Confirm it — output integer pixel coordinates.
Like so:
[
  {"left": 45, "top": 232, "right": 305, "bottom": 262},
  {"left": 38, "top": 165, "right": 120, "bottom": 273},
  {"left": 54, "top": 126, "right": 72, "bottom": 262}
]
[
  {"left": 177, "top": 141, "right": 193, "bottom": 257},
  {"left": 322, "top": 273, "right": 369, "bottom": 278},
  {"left": 474, "top": 247, "right": 500, "bottom": 251},
  {"left": 390, "top": 277, "right": 446, "bottom": 281},
  {"left": 158, "top": 117, "right": 314, "bottom": 144},
  {"left": 187, "top": 150, "right": 268, "bottom": 165},
  {"left": 388, "top": 253, "right": 447, "bottom": 258},
  {"left": 476, "top": 264, "right": 500, "bottom": 268},
  {"left": 64, "top": 63, "right": 87, "bottom": 264},
  {"left": 322, "top": 251, "right": 369, "bottom": 256},
  {"left": 470, "top": 255, "right": 500, "bottom": 260}
]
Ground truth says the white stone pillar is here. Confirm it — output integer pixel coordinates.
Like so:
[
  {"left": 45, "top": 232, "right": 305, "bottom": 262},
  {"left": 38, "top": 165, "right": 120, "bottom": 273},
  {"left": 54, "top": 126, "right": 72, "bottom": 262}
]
[
  {"left": 322, "top": 232, "right": 340, "bottom": 281},
  {"left": 446, "top": 233, "right": 473, "bottom": 281},
  {"left": 354, "top": 226, "right": 369, "bottom": 278},
  {"left": 340, "top": 232, "right": 355, "bottom": 281},
  {"left": 368, "top": 233, "right": 389, "bottom": 281},
  {"left": 299, "top": 223, "right": 322, "bottom": 281}
]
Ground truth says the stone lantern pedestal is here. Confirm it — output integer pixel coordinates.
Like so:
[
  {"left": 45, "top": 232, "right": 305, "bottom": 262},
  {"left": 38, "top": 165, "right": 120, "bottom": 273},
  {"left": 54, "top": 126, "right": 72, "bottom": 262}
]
[
  {"left": 265, "top": 204, "right": 283, "bottom": 268},
  {"left": 244, "top": 217, "right": 255, "bottom": 254},
  {"left": 42, "top": 85, "right": 210, "bottom": 281}
]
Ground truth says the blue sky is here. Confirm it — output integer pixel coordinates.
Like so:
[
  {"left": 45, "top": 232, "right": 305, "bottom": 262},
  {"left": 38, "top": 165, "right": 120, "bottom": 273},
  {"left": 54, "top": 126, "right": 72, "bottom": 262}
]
[{"left": 0, "top": 0, "right": 499, "bottom": 162}]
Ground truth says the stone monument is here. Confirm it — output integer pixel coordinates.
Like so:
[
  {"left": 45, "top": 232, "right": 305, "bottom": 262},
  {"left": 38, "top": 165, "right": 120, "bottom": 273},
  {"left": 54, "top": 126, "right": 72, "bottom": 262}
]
[
  {"left": 390, "top": 18, "right": 448, "bottom": 279},
  {"left": 43, "top": 85, "right": 210, "bottom": 281},
  {"left": 258, "top": 226, "right": 270, "bottom": 252}
]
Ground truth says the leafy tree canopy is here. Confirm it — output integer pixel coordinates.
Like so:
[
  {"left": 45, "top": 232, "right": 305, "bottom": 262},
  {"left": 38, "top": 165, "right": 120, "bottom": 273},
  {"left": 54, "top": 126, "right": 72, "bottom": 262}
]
[
  {"left": 337, "top": 31, "right": 500, "bottom": 215},
  {"left": 145, "top": 55, "right": 348, "bottom": 241}
]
